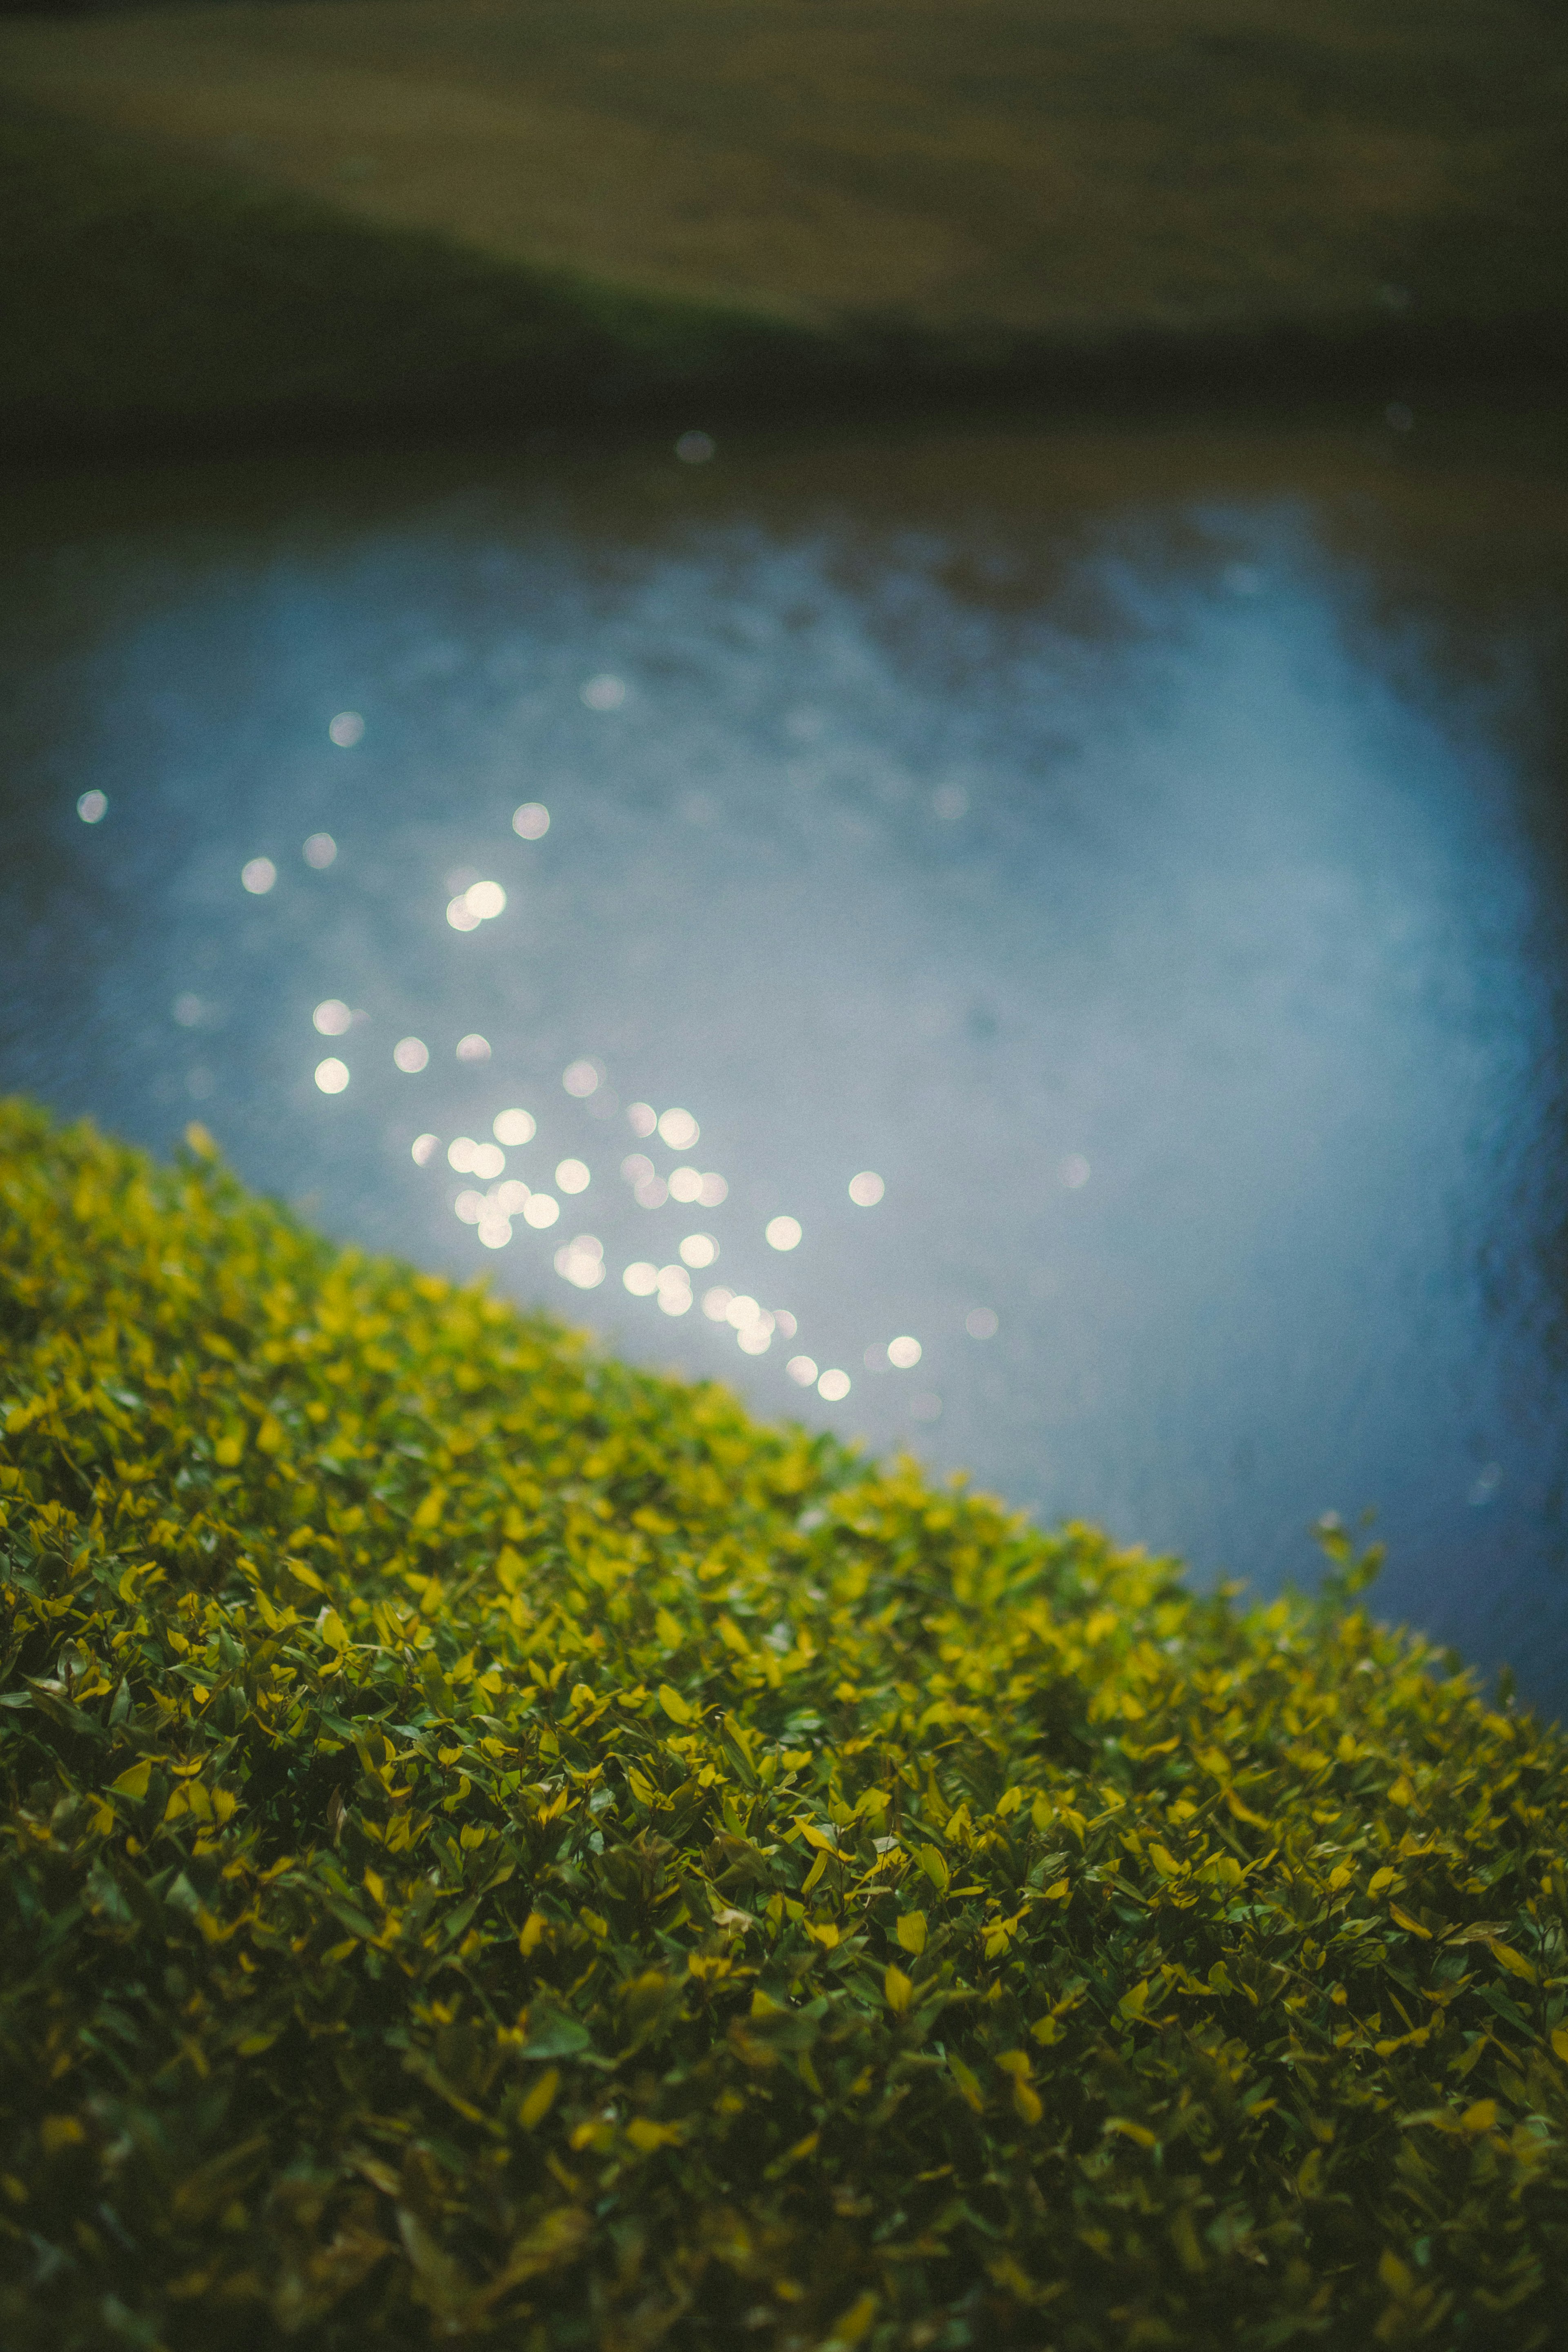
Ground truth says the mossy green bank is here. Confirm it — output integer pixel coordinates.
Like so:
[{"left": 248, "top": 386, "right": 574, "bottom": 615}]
[{"left": 2, "top": 1100, "right": 1567, "bottom": 2350}]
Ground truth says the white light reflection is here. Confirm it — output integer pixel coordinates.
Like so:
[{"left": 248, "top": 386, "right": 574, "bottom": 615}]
[
  {"left": 394, "top": 1037, "right": 429, "bottom": 1073},
  {"left": 328, "top": 711, "right": 364, "bottom": 747},
  {"left": 888, "top": 1335, "right": 922, "bottom": 1368},
  {"left": 555, "top": 1235, "right": 606, "bottom": 1289},
  {"left": 697, "top": 1172, "right": 728, "bottom": 1207},
  {"left": 817, "top": 1369, "right": 851, "bottom": 1402},
  {"left": 773, "top": 1310, "right": 797, "bottom": 1338},
  {"left": 313, "top": 999, "right": 352, "bottom": 1037},
  {"left": 314, "top": 1058, "right": 349, "bottom": 1094},
  {"left": 668, "top": 1165, "right": 703, "bottom": 1203},
  {"left": 626, "top": 1102, "right": 657, "bottom": 1138},
  {"left": 477, "top": 1217, "right": 512, "bottom": 1250},
  {"left": 965, "top": 1308, "right": 999, "bottom": 1339},
  {"left": 556, "top": 1158, "right": 591, "bottom": 1195},
  {"left": 702, "top": 1285, "right": 733, "bottom": 1320},
  {"left": 523, "top": 1194, "right": 559, "bottom": 1229},
  {"left": 465, "top": 880, "right": 506, "bottom": 921},
  {"left": 411, "top": 1134, "right": 439, "bottom": 1166},
  {"left": 494, "top": 1108, "right": 535, "bottom": 1145},
  {"left": 786, "top": 1356, "right": 818, "bottom": 1388},
  {"left": 679, "top": 1233, "right": 717, "bottom": 1269},
  {"left": 471, "top": 1143, "right": 505, "bottom": 1181},
  {"left": 737, "top": 1314, "right": 774, "bottom": 1356},
  {"left": 303, "top": 833, "right": 336, "bottom": 869},
  {"left": 77, "top": 791, "right": 107, "bottom": 824},
  {"left": 658, "top": 1107, "right": 699, "bottom": 1149},
  {"left": 454, "top": 1191, "right": 485, "bottom": 1224},
  {"left": 448, "top": 1138, "right": 478, "bottom": 1172},
  {"left": 624, "top": 1261, "right": 659, "bottom": 1296},
  {"left": 242, "top": 858, "right": 276, "bottom": 895},
  {"left": 513, "top": 802, "right": 550, "bottom": 840},
  {"left": 457, "top": 1034, "right": 491, "bottom": 1063},
  {"left": 765, "top": 1216, "right": 801, "bottom": 1251},
  {"left": 848, "top": 1171, "right": 885, "bottom": 1206},
  {"left": 656, "top": 1265, "right": 693, "bottom": 1315},
  {"left": 581, "top": 675, "right": 627, "bottom": 711},
  {"left": 446, "top": 896, "right": 481, "bottom": 932},
  {"left": 563, "top": 1060, "right": 601, "bottom": 1098},
  {"left": 494, "top": 1180, "right": 529, "bottom": 1214}
]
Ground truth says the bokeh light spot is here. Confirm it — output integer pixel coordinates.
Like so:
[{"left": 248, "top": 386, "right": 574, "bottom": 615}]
[
  {"left": 564, "top": 1059, "right": 601, "bottom": 1097},
  {"left": 697, "top": 1171, "right": 728, "bottom": 1207},
  {"left": 76, "top": 790, "right": 107, "bottom": 824},
  {"left": 523, "top": 1194, "right": 559, "bottom": 1229},
  {"left": 888, "top": 1335, "right": 923, "bottom": 1368},
  {"left": 668, "top": 1166, "right": 703, "bottom": 1204},
  {"left": 965, "top": 1307, "right": 999, "bottom": 1339},
  {"left": 555, "top": 1235, "right": 606, "bottom": 1289},
  {"left": 313, "top": 999, "right": 352, "bottom": 1037},
  {"left": 494, "top": 1108, "right": 536, "bottom": 1145},
  {"left": 581, "top": 675, "right": 627, "bottom": 711},
  {"left": 411, "top": 1134, "right": 439, "bottom": 1167},
  {"left": 626, "top": 1102, "right": 657, "bottom": 1138},
  {"left": 786, "top": 1355, "right": 818, "bottom": 1388},
  {"left": 624, "top": 1261, "right": 659, "bottom": 1296},
  {"left": 679, "top": 1233, "right": 717, "bottom": 1269},
  {"left": 1061, "top": 1154, "right": 1091, "bottom": 1189},
  {"left": 314, "top": 1058, "right": 349, "bottom": 1095},
  {"left": 658, "top": 1107, "right": 699, "bottom": 1149},
  {"left": 464, "top": 879, "right": 506, "bottom": 921},
  {"left": 513, "top": 802, "right": 550, "bottom": 840},
  {"left": 303, "top": 833, "right": 337, "bottom": 869},
  {"left": 328, "top": 711, "right": 364, "bottom": 747},
  {"left": 394, "top": 1036, "right": 429, "bottom": 1073},
  {"left": 556, "top": 1158, "right": 591, "bottom": 1195},
  {"left": 766, "top": 1215, "right": 802, "bottom": 1252},
  {"left": 457, "top": 1034, "right": 491, "bottom": 1063},
  {"left": 471, "top": 1143, "right": 505, "bottom": 1181},
  {"left": 242, "top": 858, "right": 276, "bottom": 895},
  {"left": 849, "top": 1170, "right": 885, "bottom": 1206},
  {"left": 447, "top": 1138, "right": 478, "bottom": 1173},
  {"left": 817, "top": 1369, "right": 851, "bottom": 1401}
]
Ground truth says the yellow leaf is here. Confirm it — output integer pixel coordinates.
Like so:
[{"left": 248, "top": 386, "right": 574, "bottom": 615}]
[
  {"left": 626, "top": 2117, "right": 682, "bottom": 2152},
  {"left": 109, "top": 1760, "right": 151, "bottom": 1801},
  {"left": 214, "top": 1435, "right": 242, "bottom": 1468},
  {"left": 947, "top": 2054, "right": 985, "bottom": 2111},
  {"left": 318, "top": 1608, "right": 347, "bottom": 1652},
  {"left": 895, "top": 1910, "right": 927, "bottom": 1956},
  {"left": 1551, "top": 2026, "right": 1568, "bottom": 2064},
  {"left": 519, "top": 1912, "right": 549, "bottom": 1956},
  {"left": 286, "top": 1559, "right": 328, "bottom": 1595},
  {"left": 1389, "top": 1904, "right": 1432, "bottom": 1940},
  {"left": 917, "top": 1843, "right": 950, "bottom": 1894},
  {"left": 1011, "top": 2077, "right": 1042, "bottom": 2125},
  {"left": 520, "top": 2068, "right": 559, "bottom": 2129},
  {"left": 884, "top": 1964, "right": 914, "bottom": 2015},
  {"left": 40, "top": 2116, "right": 85, "bottom": 2155},
  {"left": 658, "top": 1684, "right": 694, "bottom": 1726},
  {"left": 826, "top": 2292, "right": 878, "bottom": 2346},
  {"left": 1461, "top": 2100, "right": 1498, "bottom": 2134},
  {"left": 1488, "top": 1940, "right": 1536, "bottom": 1984},
  {"left": 1104, "top": 2118, "right": 1157, "bottom": 2149},
  {"left": 1147, "top": 1843, "right": 1180, "bottom": 1879},
  {"left": 1368, "top": 1866, "right": 1396, "bottom": 1895},
  {"left": 1379, "top": 2250, "right": 1415, "bottom": 2296},
  {"left": 256, "top": 1417, "right": 285, "bottom": 1456},
  {"left": 412, "top": 1488, "right": 446, "bottom": 1531},
  {"left": 1225, "top": 1789, "right": 1272, "bottom": 1831}
]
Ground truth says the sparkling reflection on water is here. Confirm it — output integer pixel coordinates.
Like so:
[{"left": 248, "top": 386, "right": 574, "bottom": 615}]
[{"left": 2, "top": 408, "right": 1566, "bottom": 1702}]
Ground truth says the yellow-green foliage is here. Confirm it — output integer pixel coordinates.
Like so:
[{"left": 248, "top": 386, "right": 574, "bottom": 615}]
[{"left": 2, "top": 1101, "right": 1566, "bottom": 2352}]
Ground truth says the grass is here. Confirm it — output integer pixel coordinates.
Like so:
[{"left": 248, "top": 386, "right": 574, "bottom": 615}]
[
  {"left": 0, "top": 0, "right": 1565, "bottom": 451},
  {"left": 4, "top": 1099, "right": 1568, "bottom": 2350}
]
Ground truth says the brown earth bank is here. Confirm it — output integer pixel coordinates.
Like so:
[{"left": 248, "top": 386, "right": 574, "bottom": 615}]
[{"left": 0, "top": 0, "right": 1564, "bottom": 454}]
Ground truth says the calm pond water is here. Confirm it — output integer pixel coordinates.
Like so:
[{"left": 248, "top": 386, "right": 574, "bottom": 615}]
[{"left": 3, "top": 401, "right": 1566, "bottom": 1703}]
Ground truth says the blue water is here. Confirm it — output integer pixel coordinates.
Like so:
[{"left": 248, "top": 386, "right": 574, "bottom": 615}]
[{"left": 4, "top": 405, "right": 1566, "bottom": 1701}]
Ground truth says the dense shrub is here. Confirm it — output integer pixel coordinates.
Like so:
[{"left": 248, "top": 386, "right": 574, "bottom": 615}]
[{"left": 2, "top": 1100, "right": 1566, "bottom": 2350}]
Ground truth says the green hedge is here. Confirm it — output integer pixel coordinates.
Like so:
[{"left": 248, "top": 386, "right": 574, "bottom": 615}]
[{"left": 2, "top": 1100, "right": 1565, "bottom": 2350}]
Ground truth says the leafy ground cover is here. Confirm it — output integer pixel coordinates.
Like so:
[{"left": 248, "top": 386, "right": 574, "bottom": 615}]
[
  {"left": 2, "top": 1097, "right": 1566, "bottom": 2350},
  {"left": 1, "top": 0, "right": 1566, "bottom": 451}
]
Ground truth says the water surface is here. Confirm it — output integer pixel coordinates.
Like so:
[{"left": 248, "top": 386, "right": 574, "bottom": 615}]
[{"left": 4, "top": 402, "right": 1566, "bottom": 1700}]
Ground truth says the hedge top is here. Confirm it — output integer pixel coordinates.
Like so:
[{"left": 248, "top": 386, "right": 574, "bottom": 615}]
[{"left": 2, "top": 1098, "right": 1566, "bottom": 2351}]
